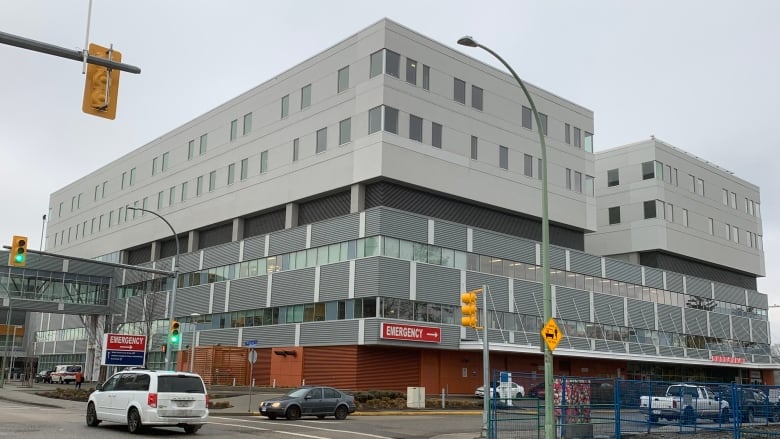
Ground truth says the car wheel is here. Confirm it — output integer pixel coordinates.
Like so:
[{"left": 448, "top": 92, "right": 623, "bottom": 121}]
[
  {"left": 745, "top": 409, "right": 754, "bottom": 424},
  {"left": 771, "top": 410, "right": 780, "bottom": 423},
  {"left": 267, "top": 414, "right": 277, "bottom": 420},
  {"left": 86, "top": 402, "right": 101, "bottom": 427},
  {"left": 682, "top": 407, "right": 695, "bottom": 425},
  {"left": 127, "top": 407, "right": 144, "bottom": 434},
  {"left": 183, "top": 424, "right": 201, "bottom": 434},
  {"left": 334, "top": 405, "right": 348, "bottom": 420},
  {"left": 286, "top": 405, "right": 301, "bottom": 420}
]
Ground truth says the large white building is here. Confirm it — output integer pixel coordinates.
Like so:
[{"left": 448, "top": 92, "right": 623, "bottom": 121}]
[{"left": 24, "top": 19, "right": 771, "bottom": 390}]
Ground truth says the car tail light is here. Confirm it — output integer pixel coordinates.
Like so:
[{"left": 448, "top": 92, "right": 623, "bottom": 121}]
[
  {"left": 672, "top": 400, "right": 677, "bottom": 409},
  {"left": 148, "top": 392, "right": 158, "bottom": 408},
  {"left": 206, "top": 394, "right": 210, "bottom": 406}
]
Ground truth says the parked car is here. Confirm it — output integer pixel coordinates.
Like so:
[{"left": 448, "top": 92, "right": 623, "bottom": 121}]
[
  {"left": 527, "top": 383, "right": 546, "bottom": 399},
  {"left": 735, "top": 388, "right": 780, "bottom": 423},
  {"left": 475, "top": 381, "right": 525, "bottom": 399},
  {"left": 258, "top": 386, "right": 356, "bottom": 420},
  {"left": 34, "top": 369, "right": 54, "bottom": 384},
  {"left": 86, "top": 369, "right": 209, "bottom": 434},
  {"left": 640, "top": 383, "right": 729, "bottom": 424}
]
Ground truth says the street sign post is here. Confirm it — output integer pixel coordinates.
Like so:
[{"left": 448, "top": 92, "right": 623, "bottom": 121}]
[
  {"left": 247, "top": 348, "right": 257, "bottom": 412},
  {"left": 541, "top": 318, "right": 563, "bottom": 351},
  {"left": 101, "top": 333, "right": 147, "bottom": 367}
]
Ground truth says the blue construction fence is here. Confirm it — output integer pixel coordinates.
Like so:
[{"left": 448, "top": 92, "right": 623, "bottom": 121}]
[{"left": 487, "top": 371, "right": 780, "bottom": 439}]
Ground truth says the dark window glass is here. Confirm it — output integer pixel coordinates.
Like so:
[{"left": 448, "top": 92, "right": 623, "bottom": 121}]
[
  {"left": 384, "top": 106, "right": 399, "bottom": 134},
  {"left": 524, "top": 154, "right": 533, "bottom": 177},
  {"left": 406, "top": 58, "right": 417, "bottom": 85},
  {"left": 539, "top": 112, "right": 548, "bottom": 135},
  {"left": 607, "top": 169, "right": 619, "bottom": 187},
  {"left": 644, "top": 200, "right": 657, "bottom": 219},
  {"left": 499, "top": 146, "right": 508, "bottom": 170},
  {"left": 522, "top": 106, "right": 532, "bottom": 129},
  {"left": 422, "top": 65, "right": 430, "bottom": 90},
  {"left": 432, "top": 122, "right": 442, "bottom": 148},
  {"left": 339, "top": 118, "right": 351, "bottom": 145},
  {"left": 368, "top": 106, "right": 382, "bottom": 134},
  {"left": 472, "top": 85, "right": 483, "bottom": 110},
  {"left": 157, "top": 376, "right": 205, "bottom": 393},
  {"left": 470, "top": 136, "right": 478, "bottom": 160},
  {"left": 608, "top": 206, "right": 621, "bottom": 225},
  {"left": 369, "top": 50, "right": 383, "bottom": 78},
  {"left": 316, "top": 127, "right": 327, "bottom": 153},
  {"left": 565, "top": 123, "right": 571, "bottom": 144},
  {"left": 454, "top": 78, "right": 466, "bottom": 104},
  {"left": 337, "top": 66, "right": 349, "bottom": 92},
  {"left": 642, "top": 161, "right": 655, "bottom": 180},
  {"left": 573, "top": 127, "right": 581, "bottom": 147},
  {"left": 385, "top": 50, "right": 400, "bottom": 77},
  {"left": 409, "top": 115, "right": 423, "bottom": 141}
]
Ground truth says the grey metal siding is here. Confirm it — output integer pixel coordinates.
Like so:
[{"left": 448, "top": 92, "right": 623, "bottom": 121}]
[
  {"left": 709, "top": 313, "right": 731, "bottom": 339},
  {"left": 604, "top": 259, "right": 641, "bottom": 284},
  {"left": 244, "top": 209, "right": 286, "bottom": 239},
  {"left": 555, "top": 287, "right": 590, "bottom": 321},
  {"left": 319, "top": 262, "right": 350, "bottom": 302},
  {"left": 198, "top": 223, "right": 233, "bottom": 250},
  {"left": 751, "top": 320, "right": 769, "bottom": 343},
  {"left": 594, "top": 340, "right": 626, "bottom": 353},
  {"left": 514, "top": 280, "right": 543, "bottom": 316},
  {"left": 212, "top": 283, "right": 226, "bottom": 314},
  {"left": 732, "top": 316, "right": 751, "bottom": 340},
  {"left": 241, "top": 325, "right": 296, "bottom": 348},
  {"left": 416, "top": 264, "right": 461, "bottom": 305},
  {"left": 659, "top": 346, "right": 685, "bottom": 358},
  {"left": 593, "top": 294, "right": 624, "bottom": 326},
  {"left": 550, "top": 246, "right": 567, "bottom": 271},
  {"left": 644, "top": 267, "right": 664, "bottom": 289},
  {"left": 466, "top": 272, "right": 509, "bottom": 312},
  {"left": 66, "top": 260, "right": 114, "bottom": 277},
  {"left": 686, "top": 276, "right": 711, "bottom": 297},
  {"left": 562, "top": 336, "right": 591, "bottom": 351},
  {"left": 666, "top": 272, "right": 684, "bottom": 293},
  {"left": 472, "top": 230, "right": 535, "bottom": 264},
  {"left": 269, "top": 228, "right": 307, "bottom": 255},
  {"left": 657, "top": 304, "right": 684, "bottom": 334},
  {"left": 626, "top": 299, "right": 655, "bottom": 330},
  {"left": 173, "top": 284, "right": 210, "bottom": 317},
  {"left": 198, "top": 328, "right": 239, "bottom": 346},
  {"left": 683, "top": 308, "right": 708, "bottom": 336},
  {"left": 628, "top": 343, "right": 657, "bottom": 356},
  {"left": 203, "top": 242, "right": 240, "bottom": 269},
  {"left": 243, "top": 235, "right": 266, "bottom": 260},
  {"left": 177, "top": 253, "right": 200, "bottom": 273},
  {"left": 310, "top": 213, "right": 360, "bottom": 248},
  {"left": 354, "top": 258, "right": 379, "bottom": 297},
  {"left": 299, "top": 320, "right": 359, "bottom": 345},
  {"left": 747, "top": 290, "right": 767, "bottom": 309},
  {"left": 354, "top": 257, "right": 409, "bottom": 299},
  {"left": 54, "top": 340, "right": 75, "bottom": 354},
  {"left": 228, "top": 276, "right": 268, "bottom": 311},
  {"left": 126, "top": 295, "right": 144, "bottom": 322},
  {"left": 433, "top": 220, "right": 468, "bottom": 251},
  {"left": 298, "top": 191, "right": 351, "bottom": 226},
  {"left": 569, "top": 250, "right": 602, "bottom": 277},
  {"left": 269, "top": 268, "right": 316, "bottom": 307},
  {"left": 364, "top": 208, "right": 428, "bottom": 243},
  {"left": 687, "top": 348, "right": 709, "bottom": 360},
  {"left": 26, "top": 254, "right": 65, "bottom": 272}
]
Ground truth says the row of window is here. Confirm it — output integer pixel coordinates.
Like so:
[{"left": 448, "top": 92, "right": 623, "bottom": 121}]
[
  {"left": 116, "top": 234, "right": 764, "bottom": 322},
  {"left": 721, "top": 188, "right": 761, "bottom": 218}
]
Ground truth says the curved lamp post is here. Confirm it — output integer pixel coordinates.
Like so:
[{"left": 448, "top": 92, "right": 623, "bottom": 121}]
[
  {"left": 458, "top": 36, "right": 554, "bottom": 439},
  {"left": 127, "top": 207, "right": 180, "bottom": 371}
]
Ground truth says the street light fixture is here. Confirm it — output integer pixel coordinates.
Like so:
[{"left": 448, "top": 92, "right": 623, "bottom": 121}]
[
  {"left": 127, "top": 207, "right": 180, "bottom": 371},
  {"left": 458, "top": 35, "right": 554, "bottom": 439}
]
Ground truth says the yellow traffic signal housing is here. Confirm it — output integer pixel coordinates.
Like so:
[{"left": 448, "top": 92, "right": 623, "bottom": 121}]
[
  {"left": 169, "top": 320, "right": 181, "bottom": 345},
  {"left": 461, "top": 289, "right": 481, "bottom": 329},
  {"left": 9, "top": 235, "right": 29, "bottom": 267},
  {"left": 82, "top": 43, "right": 121, "bottom": 119}
]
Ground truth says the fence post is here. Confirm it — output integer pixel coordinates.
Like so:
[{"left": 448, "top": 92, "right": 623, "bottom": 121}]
[
  {"left": 647, "top": 381, "right": 653, "bottom": 433},
  {"left": 561, "top": 376, "right": 567, "bottom": 439},
  {"left": 615, "top": 378, "right": 621, "bottom": 439}
]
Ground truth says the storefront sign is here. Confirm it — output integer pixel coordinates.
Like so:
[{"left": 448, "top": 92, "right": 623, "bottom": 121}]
[
  {"left": 102, "top": 333, "right": 147, "bottom": 366},
  {"left": 711, "top": 355, "right": 746, "bottom": 364},
  {"left": 381, "top": 322, "right": 441, "bottom": 343}
]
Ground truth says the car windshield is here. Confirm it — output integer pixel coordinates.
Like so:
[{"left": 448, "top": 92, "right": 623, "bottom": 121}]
[
  {"left": 157, "top": 376, "right": 205, "bottom": 393},
  {"left": 286, "top": 388, "right": 312, "bottom": 398}
]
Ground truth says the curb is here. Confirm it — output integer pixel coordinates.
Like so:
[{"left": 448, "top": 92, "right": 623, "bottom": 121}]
[
  {"left": 211, "top": 409, "right": 484, "bottom": 417},
  {"left": 0, "top": 394, "right": 66, "bottom": 409}
]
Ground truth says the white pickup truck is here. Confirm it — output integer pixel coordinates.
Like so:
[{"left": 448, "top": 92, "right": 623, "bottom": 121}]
[{"left": 640, "top": 384, "right": 730, "bottom": 423}]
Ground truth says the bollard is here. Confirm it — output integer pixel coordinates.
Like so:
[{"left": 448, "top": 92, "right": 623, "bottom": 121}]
[
  {"left": 442, "top": 388, "right": 446, "bottom": 408},
  {"left": 272, "top": 378, "right": 276, "bottom": 388},
  {"left": 233, "top": 378, "right": 236, "bottom": 387}
]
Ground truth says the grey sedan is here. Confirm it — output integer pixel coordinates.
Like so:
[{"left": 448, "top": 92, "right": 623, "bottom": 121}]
[{"left": 259, "top": 386, "right": 357, "bottom": 420}]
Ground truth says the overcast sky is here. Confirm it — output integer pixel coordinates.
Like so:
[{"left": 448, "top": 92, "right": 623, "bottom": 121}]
[{"left": 1, "top": 1, "right": 778, "bottom": 338}]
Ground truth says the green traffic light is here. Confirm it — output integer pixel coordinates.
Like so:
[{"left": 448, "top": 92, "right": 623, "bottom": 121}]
[
  {"left": 14, "top": 254, "right": 24, "bottom": 263},
  {"left": 170, "top": 333, "right": 179, "bottom": 343}
]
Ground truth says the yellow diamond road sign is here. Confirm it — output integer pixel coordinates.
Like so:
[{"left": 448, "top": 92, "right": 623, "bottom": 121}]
[{"left": 541, "top": 318, "right": 563, "bottom": 351}]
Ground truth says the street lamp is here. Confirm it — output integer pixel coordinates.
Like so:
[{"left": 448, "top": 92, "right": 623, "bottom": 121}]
[
  {"left": 458, "top": 36, "right": 554, "bottom": 439},
  {"left": 9, "top": 325, "right": 21, "bottom": 380},
  {"left": 127, "top": 207, "right": 180, "bottom": 371}
]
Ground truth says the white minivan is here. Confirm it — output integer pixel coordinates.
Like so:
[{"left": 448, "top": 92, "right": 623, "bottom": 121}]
[{"left": 86, "top": 369, "right": 209, "bottom": 434}]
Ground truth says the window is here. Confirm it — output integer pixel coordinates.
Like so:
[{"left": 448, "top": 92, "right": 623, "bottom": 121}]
[
  {"left": 180, "top": 182, "right": 187, "bottom": 202},
  {"left": 169, "top": 186, "right": 175, "bottom": 206},
  {"left": 644, "top": 200, "right": 657, "bottom": 219},
  {"left": 730, "top": 192, "right": 736, "bottom": 209},
  {"left": 432, "top": 122, "right": 442, "bottom": 148},
  {"left": 422, "top": 64, "right": 430, "bottom": 90},
  {"left": 121, "top": 171, "right": 127, "bottom": 189},
  {"left": 369, "top": 50, "right": 383, "bottom": 78},
  {"left": 240, "top": 158, "right": 248, "bottom": 180},
  {"left": 142, "top": 196, "right": 148, "bottom": 211},
  {"left": 292, "top": 138, "right": 299, "bottom": 162},
  {"left": 522, "top": 106, "right": 532, "bottom": 129},
  {"left": 472, "top": 85, "right": 483, "bottom": 110},
  {"left": 523, "top": 154, "right": 533, "bottom": 177},
  {"left": 585, "top": 175, "right": 594, "bottom": 196},
  {"left": 157, "top": 191, "right": 164, "bottom": 209},
  {"left": 337, "top": 66, "right": 349, "bottom": 92},
  {"left": 409, "top": 115, "right": 423, "bottom": 141},
  {"left": 664, "top": 164, "right": 672, "bottom": 184},
  {"left": 152, "top": 157, "right": 158, "bottom": 176},
  {"left": 129, "top": 167, "right": 136, "bottom": 186},
  {"left": 566, "top": 168, "right": 572, "bottom": 190},
  {"left": 696, "top": 178, "right": 704, "bottom": 196},
  {"left": 642, "top": 161, "right": 655, "bottom": 180},
  {"left": 454, "top": 78, "right": 466, "bottom": 104},
  {"left": 208, "top": 171, "right": 216, "bottom": 192},
  {"left": 339, "top": 118, "right": 351, "bottom": 145},
  {"left": 470, "top": 136, "right": 478, "bottom": 160},
  {"left": 708, "top": 217, "right": 714, "bottom": 235},
  {"left": 199, "top": 134, "right": 208, "bottom": 155},
  {"left": 162, "top": 152, "right": 169, "bottom": 171},
  {"left": 733, "top": 225, "right": 739, "bottom": 243},
  {"left": 188, "top": 140, "right": 195, "bottom": 160},
  {"left": 300, "top": 84, "right": 311, "bottom": 109},
  {"left": 94, "top": 185, "right": 99, "bottom": 201},
  {"left": 607, "top": 169, "right": 619, "bottom": 187},
  {"left": 725, "top": 223, "right": 732, "bottom": 241},
  {"left": 368, "top": 106, "right": 382, "bottom": 134},
  {"left": 243, "top": 112, "right": 252, "bottom": 135},
  {"left": 316, "top": 127, "right": 327, "bottom": 153},
  {"left": 405, "top": 58, "right": 417, "bottom": 85},
  {"left": 688, "top": 174, "right": 696, "bottom": 192},
  {"left": 384, "top": 106, "right": 399, "bottom": 134},
  {"left": 196, "top": 175, "right": 203, "bottom": 196},
  {"left": 281, "top": 94, "right": 289, "bottom": 118},
  {"left": 608, "top": 207, "right": 621, "bottom": 225},
  {"left": 565, "top": 123, "right": 571, "bottom": 144},
  {"left": 655, "top": 161, "right": 664, "bottom": 181},
  {"left": 682, "top": 208, "right": 688, "bottom": 226},
  {"left": 539, "top": 112, "right": 548, "bottom": 135},
  {"left": 722, "top": 188, "right": 728, "bottom": 205},
  {"left": 260, "top": 150, "right": 268, "bottom": 173},
  {"left": 386, "top": 50, "right": 400, "bottom": 77},
  {"left": 230, "top": 119, "right": 238, "bottom": 141},
  {"left": 499, "top": 145, "right": 509, "bottom": 170},
  {"left": 227, "top": 163, "right": 235, "bottom": 185},
  {"left": 573, "top": 127, "right": 581, "bottom": 147},
  {"left": 575, "top": 171, "right": 582, "bottom": 193},
  {"left": 665, "top": 203, "right": 674, "bottom": 222}
]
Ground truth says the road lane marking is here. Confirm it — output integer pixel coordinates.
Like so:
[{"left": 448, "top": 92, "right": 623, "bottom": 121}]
[{"left": 210, "top": 416, "right": 395, "bottom": 438}]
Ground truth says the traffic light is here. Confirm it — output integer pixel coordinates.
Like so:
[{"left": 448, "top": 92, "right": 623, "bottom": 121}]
[
  {"left": 461, "top": 288, "right": 482, "bottom": 329},
  {"left": 8, "top": 235, "right": 29, "bottom": 267},
  {"left": 82, "top": 43, "right": 122, "bottom": 120},
  {"left": 169, "top": 320, "right": 181, "bottom": 345}
]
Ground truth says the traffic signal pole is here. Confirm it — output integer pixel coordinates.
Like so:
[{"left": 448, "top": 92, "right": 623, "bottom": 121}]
[{"left": 480, "top": 284, "right": 490, "bottom": 439}]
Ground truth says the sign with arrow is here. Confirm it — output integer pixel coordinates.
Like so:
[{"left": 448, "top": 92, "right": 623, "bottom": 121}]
[{"left": 380, "top": 322, "right": 441, "bottom": 344}]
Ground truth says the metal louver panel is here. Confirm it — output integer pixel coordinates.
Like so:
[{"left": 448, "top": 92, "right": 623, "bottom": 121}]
[
  {"left": 659, "top": 346, "right": 685, "bottom": 358},
  {"left": 688, "top": 348, "right": 709, "bottom": 359},
  {"left": 683, "top": 308, "right": 708, "bottom": 336},
  {"left": 160, "top": 235, "right": 188, "bottom": 259},
  {"left": 177, "top": 253, "right": 200, "bottom": 273},
  {"left": 563, "top": 336, "right": 591, "bottom": 351},
  {"left": 751, "top": 320, "right": 768, "bottom": 343},
  {"left": 604, "top": 259, "right": 641, "bottom": 284},
  {"left": 466, "top": 272, "right": 509, "bottom": 312},
  {"left": 243, "top": 235, "right": 266, "bottom": 260},
  {"left": 244, "top": 209, "right": 286, "bottom": 239},
  {"left": 640, "top": 251, "right": 757, "bottom": 290},
  {"left": 319, "top": 262, "right": 350, "bottom": 302},
  {"left": 128, "top": 245, "right": 152, "bottom": 265},
  {"left": 173, "top": 284, "right": 210, "bottom": 317},
  {"left": 203, "top": 242, "right": 240, "bottom": 269},
  {"left": 569, "top": 250, "right": 601, "bottom": 277},
  {"left": 299, "top": 320, "right": 359, "bottom": 345},
  {"left": 198, "top": 328, "right": 239, "bottom": 346},
  {"left": 146, "top": 291, "right": 168, "bottom": 320},
  {"left": 67, "top": 260, "right": 114, "bottom": 277},
  {"left": 657, "top": 304, "right": 683, "bottom": 334},
  {"left": 25, "top": 254, "right": 64, "bottom": 271},
  {"left": 354, "top": 258, "right": 380, "bottom": 298},
  {"left": 594, "top": 340, "right": 625, "bottom": 353},
  {"left": 355, "top": 344, "right": 421, "bottom": 391},
  {"left": 555, "top": 287, "right": 590, "bottom": 321},
  {"left": 666, "top": 272, "right": 683, "bottom": 294},
  {"left": 472, "top": 229, "right": 536, "bottom": 264},
  {"left": 241, "top": 325, "right": 296, "bottom": 347},
  {"left": 270, "top": 268, "right": 315, "bottom": 307},
  {"left": 310, "top": 213, "right": 360, "bottom": 248},
  {"left": 228, "top": 276, "right": 267, "bottom": 311},
  {"left": 593, "top": 293, "right": 624, "bottom": 326},
  {"left": 302, "top": 346, "right": 358, "bottom": 389},
  {"left": 709, "top": 313, "right": 731, "bottom": 339},
  {"left": 55, "top": 340, "right": 76, "bottom": 354},
  {"left": 110, "top": 297, "right": 126, "bottom": 315},
  {"left": 298, "top": 191, "right": 351, "bottom": 226},
  {"left": 416, "top": 264, "right": 461, "bottom": 305},
  {"left": 212, "top": 283, "right": 226, "bottom": 314},
  {"left": 747, "top": 290, "right": 767, "bottom": 308},
  {"left": 628, "top": 343, "right": 657, "bottom": 356},
  {"left": 513, "top": 280, "right": 543, "bottom": 316},
  {"left": 644, "top": 267, "right": 664, "bottom": 289},
  {"left": 376, "top": 258, "right": 411, "bottom": 299},
  {"left": 364, "top": 207, "right": 428, "bottom": 242},
  {"left": 433, "top": 220, "right": 468, "bottom": 251},
  {"left": 126, "top": 295, "right": 144, "bottom": 322},
  {"left": 732, "top": 316, "right": 751, "bottom": 340},
  {"left": 626, "top": 299, "right": 655, "bottom": 330},
  {"left": 268, "top": 228, "right": 307, "bottom": 256},
  {"left": 197, "top": 223, "right": 233, "bottom": 250},
  {"left": 685, "top": 276, "right": 711, "bottom": 297}
]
